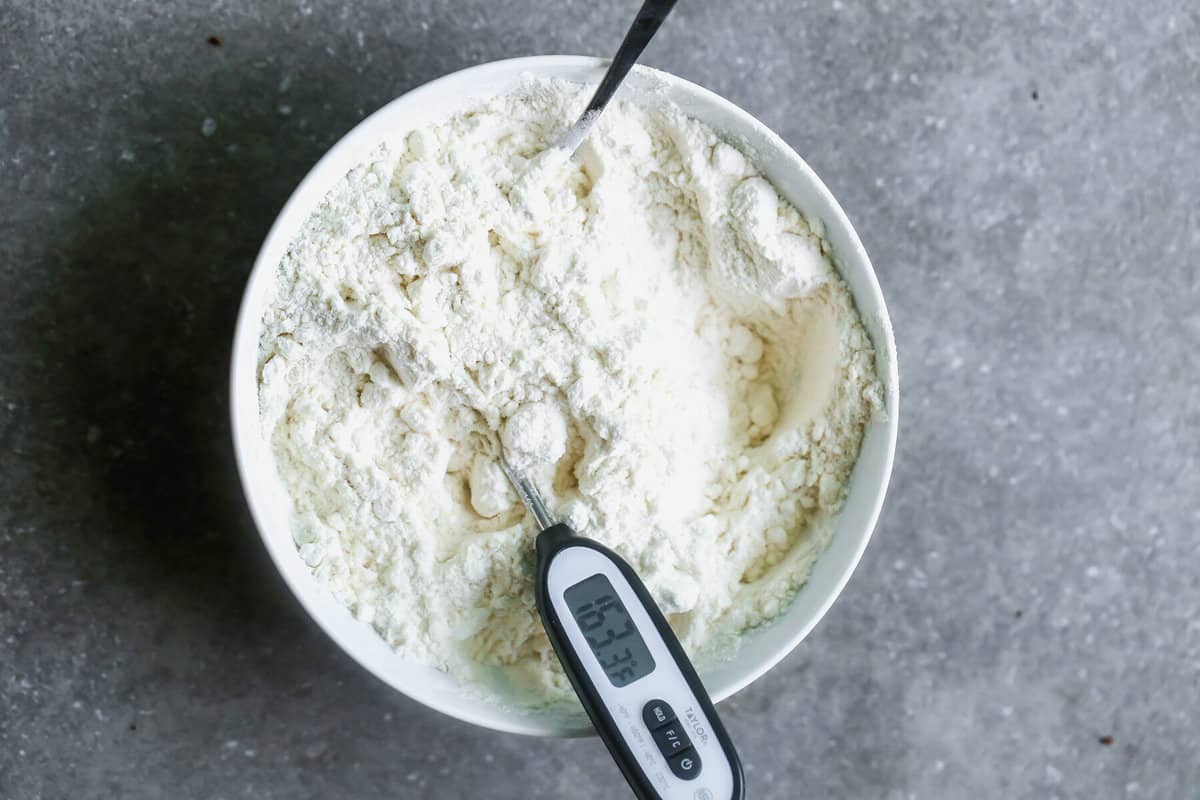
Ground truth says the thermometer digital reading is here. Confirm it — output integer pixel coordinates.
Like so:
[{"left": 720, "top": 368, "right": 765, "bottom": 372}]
[{"left": 501, "top": 457, "right": 744, "bottom": 800}]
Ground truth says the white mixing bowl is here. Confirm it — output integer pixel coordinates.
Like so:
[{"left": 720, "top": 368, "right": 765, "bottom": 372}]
[{"left": 230, "top": 55, "right": 898, "bottom": 736}]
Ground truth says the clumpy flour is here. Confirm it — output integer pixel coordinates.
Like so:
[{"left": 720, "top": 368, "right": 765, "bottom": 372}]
[{"left": 258, "top": 77, "right": 881, "bottom": 703}]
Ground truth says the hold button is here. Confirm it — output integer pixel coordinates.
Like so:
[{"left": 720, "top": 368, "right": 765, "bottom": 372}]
[{"left": 642, "top": 700, "right": 676, "bottom": 730}]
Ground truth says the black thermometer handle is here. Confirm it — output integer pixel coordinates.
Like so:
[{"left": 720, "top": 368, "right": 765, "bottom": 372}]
[{"left": 534, "top": 524, "right": 745, "bottom": 800}]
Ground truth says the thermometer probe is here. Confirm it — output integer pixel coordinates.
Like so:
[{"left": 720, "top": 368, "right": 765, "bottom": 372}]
[{"left": 500, "top": 456, "right": 745, "bottom": 800}]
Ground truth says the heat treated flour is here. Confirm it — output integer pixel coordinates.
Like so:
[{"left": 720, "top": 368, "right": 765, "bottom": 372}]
[{"left": 258, "top": 77, "right": 881, "bottom": 704}]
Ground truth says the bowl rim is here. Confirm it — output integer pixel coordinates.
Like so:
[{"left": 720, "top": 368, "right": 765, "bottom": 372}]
[{"left": 230, "top": 54, "right": 899, "bottom": 737}]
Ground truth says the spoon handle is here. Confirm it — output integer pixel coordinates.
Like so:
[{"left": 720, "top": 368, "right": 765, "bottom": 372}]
[{"left": 559, "top": 0, "right": 679, "bottom": 153}]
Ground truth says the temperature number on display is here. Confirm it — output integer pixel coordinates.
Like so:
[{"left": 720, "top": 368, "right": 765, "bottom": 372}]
[{"left": 564, "top": 573, "right": 656, "bottom": 687}]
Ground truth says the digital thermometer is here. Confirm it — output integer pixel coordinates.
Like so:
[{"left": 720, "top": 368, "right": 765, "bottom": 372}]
[{"left": 502, "top": 458, "right": 744, "bottom": 800}]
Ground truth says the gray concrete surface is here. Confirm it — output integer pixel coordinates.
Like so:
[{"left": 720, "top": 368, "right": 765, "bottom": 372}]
[{"left": 2, "top": 1, "right": 1197, "bottom": 797}]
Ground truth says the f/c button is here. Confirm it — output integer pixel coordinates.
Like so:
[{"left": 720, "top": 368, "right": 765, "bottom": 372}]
[{"left": 651, "top": 724, "right": 691, "bottom": 757}]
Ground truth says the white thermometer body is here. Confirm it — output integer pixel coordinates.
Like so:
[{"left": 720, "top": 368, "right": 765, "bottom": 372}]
[{"left": 535, "top": 524, "right": 745, "bottom": 800}]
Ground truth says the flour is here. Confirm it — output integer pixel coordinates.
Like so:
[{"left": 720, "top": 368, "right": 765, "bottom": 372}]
[
  {"left": 500, "top": 400, "right": 568, "bottom": 473},
  {"left": 258, "top": 77, "right": 881, "bottom": 704}
]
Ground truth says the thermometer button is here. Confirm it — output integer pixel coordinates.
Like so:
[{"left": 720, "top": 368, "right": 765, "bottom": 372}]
[
  {"left": 668, "top": 747, "right": 702, "bottom": 780},
  {"left": 642, "top": 700, "right": 676, "bottom": 730}
]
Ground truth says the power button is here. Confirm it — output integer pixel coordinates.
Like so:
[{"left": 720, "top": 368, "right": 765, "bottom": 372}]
[{"left": 668, "top": 748, "right": 702, "bottom": 780}]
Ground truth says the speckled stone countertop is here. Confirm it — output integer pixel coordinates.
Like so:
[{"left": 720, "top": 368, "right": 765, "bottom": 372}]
[{"left": 2, "top": 2, "right": 1197, "bottom": 797}]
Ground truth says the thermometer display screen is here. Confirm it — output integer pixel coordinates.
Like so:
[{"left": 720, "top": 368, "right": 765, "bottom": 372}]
[{"left": 564, "top": 574, "right": 656, "bottom": 687}]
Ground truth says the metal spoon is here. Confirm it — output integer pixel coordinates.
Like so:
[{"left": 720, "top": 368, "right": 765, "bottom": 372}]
[
  {"left": 508, "top": 0, "right": 677, "bottom": 213},
  {"left": 557, "top": 0, "right": 679, "bottom": 154}
]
